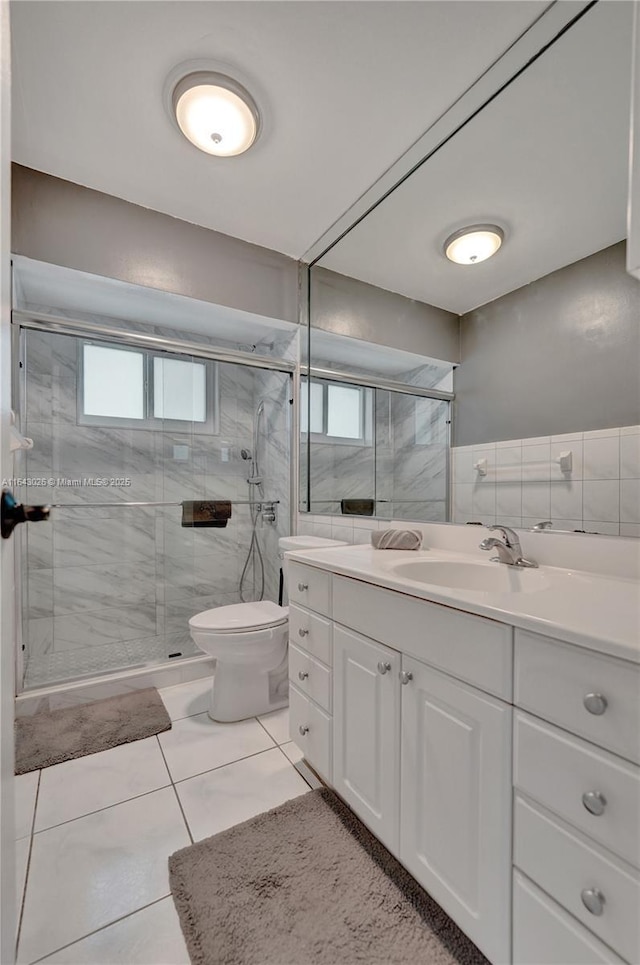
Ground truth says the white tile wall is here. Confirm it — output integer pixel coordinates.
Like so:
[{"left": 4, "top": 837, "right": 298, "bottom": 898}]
[{"left": 451, "top": 426, "right": 640, "bottom": 536}]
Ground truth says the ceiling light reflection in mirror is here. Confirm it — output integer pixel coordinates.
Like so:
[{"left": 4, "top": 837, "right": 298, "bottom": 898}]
[{"left": 317, "top": 3, "right": 631, "bottom": 314}]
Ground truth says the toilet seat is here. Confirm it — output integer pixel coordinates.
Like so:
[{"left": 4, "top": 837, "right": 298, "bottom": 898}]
[{"left": 189, "top": 601, "right": 288, "bottom": 634}]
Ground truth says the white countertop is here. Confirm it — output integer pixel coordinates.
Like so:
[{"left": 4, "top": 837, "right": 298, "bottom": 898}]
[{"left": 286, "top": 544, "right": 640, "bottom": 663}]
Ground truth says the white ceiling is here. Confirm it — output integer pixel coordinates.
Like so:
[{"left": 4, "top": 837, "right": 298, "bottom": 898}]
[
  {"left": 319, "top": 1, "right": 633, "bottom": 314},
  {"left": 10, "top": 0, "right": 548, "bottom": 259}
]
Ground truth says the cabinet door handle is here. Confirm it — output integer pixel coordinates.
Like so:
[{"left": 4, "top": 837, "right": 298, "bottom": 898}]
[
  {"left": 399, "top": 671, "right": 413, "bottom": 685},
  {"left": 583, "top": 693, "right": 607, "bottom": 715},
  {"left": 582, "top": 790, "right": 607, "bottom": 816},
  {"left": 297, "top": 582, "right": 309, "bottom": 592},
  {"left": 298, "top": 671, "right": 309, "bottom": 681},
  {"left": 298, "top": 628, "right": 309, "bottom": 637},
  {"left": 581, "top": 888, "right": 605, "bottom": 916},
  {"left": 299, "top": 725, "right": 309, "bottom": 736},
  {"left": 377, "top": 661, "right": 391, "bottom": 675}
]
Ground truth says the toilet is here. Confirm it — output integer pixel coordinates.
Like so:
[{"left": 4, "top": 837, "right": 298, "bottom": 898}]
[{"left": 189, "top": 535, "right": 347, "bottom": 722}]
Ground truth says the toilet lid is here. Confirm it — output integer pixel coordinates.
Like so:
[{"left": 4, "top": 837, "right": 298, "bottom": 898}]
[{"left": 189, "top": 601, "right": 289, "bottom": 633}]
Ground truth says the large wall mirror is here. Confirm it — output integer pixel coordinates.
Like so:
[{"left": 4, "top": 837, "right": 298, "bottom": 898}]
[{"left": 301, "top": 1, "right": 640, "bottom": 537}]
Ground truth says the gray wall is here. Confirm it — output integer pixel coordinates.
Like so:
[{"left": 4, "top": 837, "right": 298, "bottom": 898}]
[
  {"left": 310, "top": 266, "right": 460, "bottom": 363},
  {"left": 455, "top": 242, "right": 640, "bottom": 446},
  {"left": 11, "top": 165, "right": 299, "bottom": 324}
]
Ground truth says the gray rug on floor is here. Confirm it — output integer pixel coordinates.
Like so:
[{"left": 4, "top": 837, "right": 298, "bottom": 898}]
[
  {"left": 169, "top": 787, "right": 489, "bottom": 965},
  {"left": 15, "top": 687, "right": 172, "bottom": 774}
]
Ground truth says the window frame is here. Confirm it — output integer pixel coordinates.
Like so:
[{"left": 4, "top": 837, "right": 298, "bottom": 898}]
[
  {"left": 300, "top": 376, "right": 372, "bottom": 447},
  {"left": 77, "top": 340, "right": 219, "bottom": 434}
]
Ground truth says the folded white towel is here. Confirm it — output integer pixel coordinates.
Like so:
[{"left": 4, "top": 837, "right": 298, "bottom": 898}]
[{"left": 371, "top": 529, "right": 423, "bottom": 550}]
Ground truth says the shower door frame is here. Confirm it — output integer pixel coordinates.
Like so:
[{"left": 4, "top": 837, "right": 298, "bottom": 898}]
[{"left": 11, "top": 309, "right": 297, "bottom": 696}]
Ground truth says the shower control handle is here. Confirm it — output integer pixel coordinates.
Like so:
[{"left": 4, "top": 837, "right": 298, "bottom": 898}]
[
  {"left": 298, "top": 671, "right": 309, "bottom": 681},
  {"left": 297, "top": 583, "right": 309, "bottom": 592}
]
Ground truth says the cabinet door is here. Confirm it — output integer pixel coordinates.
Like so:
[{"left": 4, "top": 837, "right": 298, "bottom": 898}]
[
  {"left": 333, "top": 625, "right": 401, "bottom": 853},
  {"left": 400, "top": 655, "right": 512, "bottom": 964}
]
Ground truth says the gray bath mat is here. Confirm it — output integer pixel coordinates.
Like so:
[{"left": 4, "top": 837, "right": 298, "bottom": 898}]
[
  {"left": 169, "top": 787, "right": 488, "bottom": 965},
  {"left": 15, "top": 687, "right": 172, "bottom": 775}
]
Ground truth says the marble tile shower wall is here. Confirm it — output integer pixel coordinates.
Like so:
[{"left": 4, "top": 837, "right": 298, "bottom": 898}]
[
  {"left": 451, "top": 426, "right": 640, "bottom": 536},
  {"left": 302, "top": 393, "right": 448, "bottom": 520},
  {"left": 19, "top": 330, "right": 290, "bottom": 688}
]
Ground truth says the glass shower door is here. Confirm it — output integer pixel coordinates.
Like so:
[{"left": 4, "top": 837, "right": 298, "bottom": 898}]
[{"left": 16, "top": 325, "right": 291, "bottom": 691}]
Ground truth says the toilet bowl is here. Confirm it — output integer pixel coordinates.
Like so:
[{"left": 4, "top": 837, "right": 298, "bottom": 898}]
[{"left": 188, "top": 535, "right": 347, "bottom": 722}]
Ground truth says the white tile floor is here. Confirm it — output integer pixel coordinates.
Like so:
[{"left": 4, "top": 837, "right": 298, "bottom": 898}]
[{"left": 15, "top": 678, "right": 311, "bottom": 964}]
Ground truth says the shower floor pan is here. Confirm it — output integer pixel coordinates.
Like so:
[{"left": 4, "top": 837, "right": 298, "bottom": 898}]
[{"left": 23, "top": 634, "right": 202, "bottom": 690}]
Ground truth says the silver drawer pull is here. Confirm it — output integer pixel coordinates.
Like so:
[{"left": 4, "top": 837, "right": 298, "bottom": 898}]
[
  {"left": 297, "top": 582, "right": 309, "bottom": 592},
  {"left": 584, "top": 693, "right": 608, "bottom": 716},
  {"left": 582, "top": 790, "right": 607, "bottom": 816},
  {"left": 298, "top": 671, "right": 309, "bottom": 681},
  {"left": 399, "top": 671, "right": 413, "bottom": 685},
  {"left": 298, "top": 725, "right": 309, "bottom": 736},
  {"left": 377, "top": 661, "right": 391, "bottom": 675},
  {"left": 581, "top": 888, "right": 605, "bottom": 916},
  {"left": 298, "top": 628, "right": 309, "bottom": 637}
]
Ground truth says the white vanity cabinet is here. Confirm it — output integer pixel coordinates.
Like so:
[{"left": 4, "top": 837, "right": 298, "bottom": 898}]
[
  {"left": 512, "top": 630, "right": 640, "bottom": 965},
  {"left": 400, "top": 656, "right": 512, "bottom": 964},
  {"left": 333, "top": 626, "right": 401, "bottom": 853},
  {"left": 286, "top": 555, "right": 639, "bottom": 965},
  {"left": 330, "top": 578, "right": 513, "bottom": 964},
  {"left": 287, "top": 562, "right": 334, "bottom": 783}
]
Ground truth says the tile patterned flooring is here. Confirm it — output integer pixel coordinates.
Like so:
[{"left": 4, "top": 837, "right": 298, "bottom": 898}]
[{"left": 15, "top": 679, "right": 311, "bottom": 964}]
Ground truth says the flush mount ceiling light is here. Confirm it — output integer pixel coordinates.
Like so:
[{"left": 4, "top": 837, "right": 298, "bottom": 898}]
[
  {"left": 444, "top": 224, "right": 504, "bottom": 265},
  {"left": 171, "top": 70, "right": 260, "bottom": 157}
]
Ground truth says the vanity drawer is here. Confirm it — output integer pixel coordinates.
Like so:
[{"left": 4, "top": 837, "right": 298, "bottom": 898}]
[
  {"left": 515, "top": 630, "right": 640, "bottom": 764},
  {"left": 514, "top": 713, "right": 640, "bottom": 867},
  {"left": 289, "top": 643, "right": 332, "bottom": 713},
  {"left": 288, "top": 603, "right": 332, "bottom": 666},
  {"left": 287, "top": 562, "right": 331, "bottom": 616},
  {"left": 289, "top": 684, "right": 332, "bottom": 782},
  {"left": 513, "top": 871, "right": 625, "bottom": 965},
  {"left": 332, "top": 575, "right": 513, "bottom": 699},
  {"left": 514, "top": 795, "right": 640, "bottom": 964}
]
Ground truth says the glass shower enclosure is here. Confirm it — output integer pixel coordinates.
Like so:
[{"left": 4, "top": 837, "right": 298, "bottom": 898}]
[{"left": 14, "top": 320, "right": 293, "bottom": 692}]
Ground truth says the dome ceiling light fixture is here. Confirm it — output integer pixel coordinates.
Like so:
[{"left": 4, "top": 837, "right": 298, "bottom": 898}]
[
  {"left": 444, "top": 224, "right": 504, "bottom": 265},
  {"left": 171, "top": 70, "right": 261, "bottom": 157}
]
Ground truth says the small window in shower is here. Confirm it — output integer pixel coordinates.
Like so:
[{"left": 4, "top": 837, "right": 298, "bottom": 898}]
[
  {"left": 79, "top": 341, "right": 218, "bottom": 432},
  {"left": 153, "top": 357, "right": 206, "bottom": 423},
  {"left": 301, "top": 376, "right": 371, "bottom": 445},
  {"left": 83, "top": 345, "right": 145, "bottom": 420}
]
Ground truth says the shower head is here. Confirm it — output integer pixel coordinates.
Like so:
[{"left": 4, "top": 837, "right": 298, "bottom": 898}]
[{"left": 240, "top": 448, "right": 252, "bottom": 461}]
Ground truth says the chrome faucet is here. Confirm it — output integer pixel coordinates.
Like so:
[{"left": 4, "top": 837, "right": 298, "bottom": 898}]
[{"left": 479, "top": 525, "right": 538, "bottom": 568}]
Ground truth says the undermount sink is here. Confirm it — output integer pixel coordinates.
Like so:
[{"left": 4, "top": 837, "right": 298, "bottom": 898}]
[{"left": 391, "top": 559, "right": 549, "bottom": 594}]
